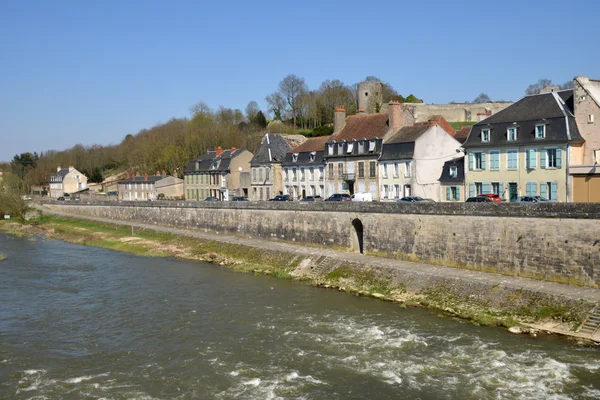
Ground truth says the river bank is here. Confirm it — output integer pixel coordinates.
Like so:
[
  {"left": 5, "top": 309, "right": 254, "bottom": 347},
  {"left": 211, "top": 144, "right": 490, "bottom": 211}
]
[{"left": 1, "top": 212, "right": 599, "bottom": 345}]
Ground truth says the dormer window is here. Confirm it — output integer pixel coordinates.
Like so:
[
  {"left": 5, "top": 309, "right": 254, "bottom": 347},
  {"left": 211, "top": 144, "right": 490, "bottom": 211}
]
[
  {"left": 535, "top": 125, "right": 546, "bottom": 139},
  {"left": 449, "top": 166, "right": 457, "bottom": 178},
  {"left": 309, "top": 152, "right": 315, "bottom": 162},
  {"left": 507, "top": 127, "right": 517, "bottom": 141},
  {"left": 328, "top": 144, "right": 334, "bottom": 155},
  {"left": 347, "top": 143, "right": 354, "bottom": 154},
  {"left": 481, "top": 129, "right": 490, "bottom": 143},
  {"left": 292, "top": 153, "right": 298, "bottom": 162},
  {"left": 368, "top": 140, "right": 376, "bottom": 152},
  {"left": 358, "top": 142, "right": 365, "bottom": 154}
]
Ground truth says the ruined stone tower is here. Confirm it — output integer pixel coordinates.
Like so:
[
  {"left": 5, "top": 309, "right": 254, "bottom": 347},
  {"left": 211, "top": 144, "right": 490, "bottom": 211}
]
[{"left": 357, "top": 81, "right": 383, "bottom": 114}]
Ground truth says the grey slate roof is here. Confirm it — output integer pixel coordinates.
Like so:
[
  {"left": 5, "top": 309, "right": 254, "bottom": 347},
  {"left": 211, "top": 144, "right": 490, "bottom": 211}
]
[
  {"left": 380, "top": 142, "right": 415, "bottom": 161},
  {"left": 384, "top": 125, "right": 430, "bottom": 144},
  {"left": 118, "top": 175, "right": 168, "bottom": 185},
  {"left": 439, "top": 157, "right": 465, "bottom": 182},
  {"left": 251, "top": 134, "right": 306, "bottom": 166},
  {"left": 282, "top": 136, "right": 330, "bottom": 167},
  {"left": 51, "top": 168, "right": 71, "bottom": 182},
  {"left": 184, "top": 148, "right": 247, "bottom": 173},
  {"left": 464, "top": 90, "right": 583, "bottom": 148}
]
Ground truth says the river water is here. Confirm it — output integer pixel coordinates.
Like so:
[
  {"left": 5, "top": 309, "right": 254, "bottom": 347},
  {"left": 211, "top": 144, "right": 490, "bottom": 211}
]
[{"left": 0, "top": 233, "right": 598, "bottom": 399}]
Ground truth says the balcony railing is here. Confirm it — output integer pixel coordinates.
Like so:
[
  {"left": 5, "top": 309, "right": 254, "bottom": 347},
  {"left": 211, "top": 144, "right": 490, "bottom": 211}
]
[{"left": 343, "top": 173, "right": 356, "bottom": 181}]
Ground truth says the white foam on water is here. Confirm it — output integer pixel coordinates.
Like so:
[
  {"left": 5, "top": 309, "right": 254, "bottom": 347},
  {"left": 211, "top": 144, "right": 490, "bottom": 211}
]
[
  {"left": 285, "top": 372, "right": 298, "bottom": 381},
  {"left": 229, "top": 371, "right": 240, "bottom": 376},
  {"left": 242, "top": 378, "right": 261, "bottom": 386},
  {"left": 381, "top": 370, "right": 402, "bottom": 385},
  {"left": 24, "top": 369, "right": 46, "bottom": 375}
]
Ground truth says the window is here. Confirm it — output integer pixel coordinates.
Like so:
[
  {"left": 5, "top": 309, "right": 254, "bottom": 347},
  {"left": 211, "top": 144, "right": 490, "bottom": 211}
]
[
  {"left": 328, "top": 164, "right": 334, "bottom": 179},
  {"left": 489, "top": 151, "right": 500, "bottom": 170},
  {"left": 594, "top": 150, "right": 600, "bottom": 164},
  {"left": 252, "top": 169, "right": 257, "bottom": 182},
  {"left": 369, "top": 161, "right": 376, "bottom": 178},
  {"left": 292, "top": 153, "right": 298, "bottom": 162},
  {"left": 540, "top": 182, "right": 558, "bottom": 200},
  {"left": 259, "top": 168, "right": 263, "bottom": 181},
  {"left": 347, "top": 143, "right": 354, "bottom": 153},
  {"left": 358, "top": 142, "right": 365, "bottom": 154},
  {"left": 475, "top": 182, "right": 483, "bottom": 195},
  {"left": 526, "top": 149, "right": 537, "bottom": 169},
  {"left": 589, "top": 115, "right": 595, "bottom": 124},
  {"left": 395, "top": 184, "right": 400, "bottom": 199},
  {"left": 535, "top": 125, "right": 546, "bottom": 139},
  {"left": 358, "top": 162, "right": 364, "bottom": 178},
  {"left": 337, "top": 163, "right": 343, "bottom": 178},
  {"left": 382, "top": 164, "right": 388, "bottom": 178},
  {"left": 404, "top": 161, "right": 411, "bottom": 177},
  {"left": 526, "top": 182, "right": 537, "bottom": 196},
  {"left": 474, "top": 152, "right": 486, "bottom": 170},
  {"left": 292, "top": 168, "right": 297, "bottom": 180},
  {"left": 507, "top": 127, "right": 517, "bottom": 141},
  {"left": 369, "top": 140, "right": 376, "bottom": 152},
  {"left": 310, "top": 153, "right": 315, "bottom": 162},
  {"left": 383, "top": 185, "right": 389, "bottom": 199},
  {"left": 543, "top": 148, "right": 562, "bottom": 169},
  {"left": 491, "top": 182, "right": 500, "bottom": 195},
  {"left": 507, "top": 150, "right": 518, "bottom": 170},
  {"left": 446, "top": 186, "right": 460, "bottom": 201},
  {"left": 393, "top": 162, "right": 399, "bottom": 178},
  {"left": 481, "top": 129, "right": 490, "bottom": 143},
  {"left": 300, "top": 168, "right": 305, "bottom": 181},
  {"left": 449, "top": 166, "right": 457, "bottom": 178},
  {"left": 309, "top": 167, "right": 314, "bottom": 181},
  {"left": 328, "top": 144, "right": 334, "bottom": 155},
  {"left": 337, "top": 144, "right": 343, "bottom": 155}
]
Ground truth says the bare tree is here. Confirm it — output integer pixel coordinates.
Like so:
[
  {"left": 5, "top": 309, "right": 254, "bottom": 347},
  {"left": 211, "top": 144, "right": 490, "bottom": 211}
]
[
  {"left": 245, "top": 101, "right": 260, "bottom": 121},
  {"left": 525, "top": 79, "right": 553, "bottom": 95},
  {"left": 473, "top": 93, "right": 492, "bottom": 103},
  {"left": 278, "top": 74, "right": 308, "bottom": 127},
  {"left": 560, "top": 80, "right": 574, "bottom": 90},
  {"left": 265, "top": 92, "right": 286, "bottom": 121}
]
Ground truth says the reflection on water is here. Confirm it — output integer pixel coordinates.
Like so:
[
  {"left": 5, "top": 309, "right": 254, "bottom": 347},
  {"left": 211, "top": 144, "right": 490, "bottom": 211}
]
[{"left": 0, "top": 233, "right": 598, "bottom": 399}]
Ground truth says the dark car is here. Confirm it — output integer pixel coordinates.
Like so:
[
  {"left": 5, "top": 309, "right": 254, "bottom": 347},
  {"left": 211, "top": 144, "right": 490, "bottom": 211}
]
[
  {"left": 325, "top": 193, "right": 352, "bottom": 202},
  {"left": 466, "top": 196, "right": 492, "bottom": 202},
  {"left": 396, "top": 196, "right": 434, "bottom": 203},
  {"left": 301, "top": 196, "right": 323, "bottom": 202},
  {"left": 478, "top": 193, "right": 502, "bottom": 203},
  {"left": 72, "top": 197, "right": 81, "bottom": 202},
  {"left": 231, "top": 196, "right": 249, "bottom": 201},
  {"left": 269, "top": 195, "right": 291, "bottom": 201},
  {"left": 517, "top": 196, "right": 551, "bottom": 203},
  {"left": 57, "top": 196, "right": 65, "bottom": 201},
  {"left": 204, "top": 197, "right": 220, "bottom": 201}
]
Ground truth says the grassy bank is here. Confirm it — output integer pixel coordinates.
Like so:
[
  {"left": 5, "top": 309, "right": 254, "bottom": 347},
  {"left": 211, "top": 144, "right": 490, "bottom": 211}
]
[{"left": 1, "top": 214, "right": 596, "bottom": 343}]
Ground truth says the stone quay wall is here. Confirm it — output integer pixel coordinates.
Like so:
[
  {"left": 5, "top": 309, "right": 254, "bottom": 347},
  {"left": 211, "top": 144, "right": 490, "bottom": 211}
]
[{"left": 46, "top": 201, "right": 600, "bottom": 287}]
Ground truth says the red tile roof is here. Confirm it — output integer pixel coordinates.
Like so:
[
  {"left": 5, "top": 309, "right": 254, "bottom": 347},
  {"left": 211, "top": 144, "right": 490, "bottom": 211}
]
[
  {"left": 289, "top": 135, "right": 332, "bottom": 153},
  {"left": 331, "top": 113, "right": 390, "bottom": 142},
  {"left": 414, "top": 115, "right": 455, "bottom": 136}
]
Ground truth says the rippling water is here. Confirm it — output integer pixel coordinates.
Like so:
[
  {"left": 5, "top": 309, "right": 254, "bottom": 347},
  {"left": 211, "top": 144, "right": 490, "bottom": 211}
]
[{"left": 0, "top": 233, "right": 598, "bottom": 399}]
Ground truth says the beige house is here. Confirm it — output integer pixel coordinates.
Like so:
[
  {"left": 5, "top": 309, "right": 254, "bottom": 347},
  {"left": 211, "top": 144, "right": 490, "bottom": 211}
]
[
  {"left": 184, "top": 146, "right": 253, "bottom": 201},
  {"left": 379, "top": 119, "right": 461, "bottom": 201},
  {"left": 49, "top": 166, "right": 88, "bottom": 198},
  {"left": 118, "top": 173, "right": 183, "bottom": 201},
  {"left": 250, "top": 134, "right": 306, "bottom": 200},
  {"left": 282, "top": 136, "right": 330, "bottom": 199},
  {"left": 325, "top": 102, "right": 414, "bottom": 198},
  {"left": 439, "top": 157, "right": 465, "bottom": 202},
  {"left": 463, "top": 89, "right": 583, "bottom": 202}
]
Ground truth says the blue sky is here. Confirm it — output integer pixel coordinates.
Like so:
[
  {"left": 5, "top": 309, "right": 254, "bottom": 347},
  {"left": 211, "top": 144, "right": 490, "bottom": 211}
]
[{"left": 0, "top": 0, "right": 598, "bottom": 162}]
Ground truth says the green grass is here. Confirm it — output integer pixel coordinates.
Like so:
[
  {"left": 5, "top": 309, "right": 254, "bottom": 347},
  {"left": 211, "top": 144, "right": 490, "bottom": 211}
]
[
  {"left": 449, "top": 121, "right": 477, "bottom": 130},
  {"left": 0, "top": 253, "right": 6, "bottom": 261}
]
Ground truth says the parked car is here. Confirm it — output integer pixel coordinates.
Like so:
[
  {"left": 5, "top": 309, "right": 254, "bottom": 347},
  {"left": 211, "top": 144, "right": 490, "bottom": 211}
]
[
  {"left": 478, "top": 193, "right": 502, "bottom": 203},
  {"left": 72, "top": 197, "right": 81, "bottom": 202},
  {"left": 517, "top": 196, "right": 551, "bottom": 203},
  {"left": 57, "top": 196, "right": 65, "bottom": 201},
  {"left": 231, "top": 196, "right": 249, "bottom": 201},
  {"left": 325, "top": 193, "right": 352, "bottom": 202},
  {"left": 397, "top": 196, "right": 434, "bottom": 203},
  {"left": 204, "top": 197, "right": 220, "bottom": 201},
  {"left": 63, "top": 193, "right": 71, "bottom": 197},
  {"left": 21, "top": 195, "right": 32, "bottom": 201},
  {"left": 269, "top": 194, "right": 291, "bottom": 201},
  {"left": 351, "top": 192, "right": 373, "bottom": 202},
  {"left": 301, "top": 196, "right": 323, "bottom": 202},
  {"left": 466, "top": 196, "right": 492, "bottom": 202}
]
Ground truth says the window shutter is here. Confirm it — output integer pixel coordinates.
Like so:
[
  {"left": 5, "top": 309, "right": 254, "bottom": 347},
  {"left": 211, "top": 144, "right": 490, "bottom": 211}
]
[
  {"left": 540, "top": 149, "right": 547, "bottom": 169},
  {"left": 499, "top": 183, "right": 504, "bottom": 200},
  {"left": 482, "top": 182, "right": 491, "bottom": 194},
  {"left": 469, "top": 183, "right": 475, "bottom": 197},
  {"left": 481, "top": 152, "right": 487, "bottom": 170},
  {"left": 456, "top": 187, "right": 461, "bottom": 201},
  {"left": 556, "top": 149, "right": 562, "bottom": 168},
  {"left": 469, "top": 153, "right": 474, "bottom": 171},
  {"left": 540, "top": 182, "right": 547, "bottom": 198},
  {"left": 551, "top": 182, "right": 558, "bottom": 200},
  {"left": 446, "top": 187, "right": 451, "bottom": 201}
]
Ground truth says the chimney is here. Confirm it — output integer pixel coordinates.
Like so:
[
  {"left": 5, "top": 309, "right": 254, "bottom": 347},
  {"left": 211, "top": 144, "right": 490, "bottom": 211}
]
[
  {"left": 231, "top": 146, "right": 237, "bottom": 153},
  {"left": 172, "top": 169, "right": 177, "bottom": 177},
  {"left": 136, "top": 171, "right": 140, "bottom": 177},
  {"left": 357, "top": 107, "right": 366, "bottom": 114},
  {"left": 162, "top": 170, "right": 166, "bottom": 176},
  {"left": 388, "top": 100, "right": 404, "bottom": 132},
  {"left": 156, "top": 171, "right": 160, "bottom": 176},
  {"left": 333, "top": 105, "right": 346, "bottom": 135},
  {"left": 68, "top": 165, "right": 74, "bottom": 171},
  {"left": 144, "top": 173, "right": 148, "bottom": 181},
  {"left": 57, "top": 165, "right": 62, "bottom": 172},
  {"left": 126, "top": 172, "right": 130, "bottom": 179},
  {"left": 216, "top": 146, "right": 223, "bottom": 156}
]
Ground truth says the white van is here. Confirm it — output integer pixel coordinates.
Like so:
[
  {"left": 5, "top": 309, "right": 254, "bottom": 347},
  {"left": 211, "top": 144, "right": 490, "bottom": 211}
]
[{"left": 351, "top": 192, "right": 373, "bottom": 202}]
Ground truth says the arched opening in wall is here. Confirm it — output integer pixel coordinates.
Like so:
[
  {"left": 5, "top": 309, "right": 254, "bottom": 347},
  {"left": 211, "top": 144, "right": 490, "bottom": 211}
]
[{"left": 351, "top": 218, "right": 364, "bottom": 254}]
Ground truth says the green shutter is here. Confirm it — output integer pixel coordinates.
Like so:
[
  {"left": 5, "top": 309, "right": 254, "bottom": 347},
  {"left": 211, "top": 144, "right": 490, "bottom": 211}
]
[
  {"left": 551, "top": 182, "right": 558, "bottom": 200},
  {"left": 469, "top": 153, "right": 474, "bottom": 171},
  {"left": 499, "top": 183, "right": 504, "bottom": 200},
  {"left": 456, "top": 187, "right": 461, "bottom": 201},
  {"left": 556, "top": 149, "right": 562, "bottom": 168},
  {"left": 527, "top": 149, "right": 537, "bottom": 169},
  {"left": 540, "top": 182, "right": 547, "bottom": 198},
  {"left": 540, "top": 150, "right": 547, "bottom": 169},
  {"left": 469, "top": 183, "right": 475, "bottom": 197},
  {"left": 481, "top": 152, "right": 486, "bottom": 170},
  {"left": 446, "top": 187, "right": 451, "bottom": 201}
]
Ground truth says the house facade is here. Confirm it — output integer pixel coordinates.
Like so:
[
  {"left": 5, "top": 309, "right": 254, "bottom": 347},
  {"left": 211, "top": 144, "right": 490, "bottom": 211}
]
[
  {"left": 463, "top": 90, "right": 583, "bottom": 202},
  {"left": 250, "top": 134, "right": 306, "bottom": 200},
  {"left": 439, "top": 157, "right": 465, "bottom": 202},
  {"left": 118, "top": 173, "right": 184, "bottom": 201},
  {"left": 282, "top": 136, "right": 329, "bottom": 199},
  {"left": 325, "top": 101, "right": 414, "bottom": 198},
  {"left": 378, "top": 121, "right": 461, "bottom": 201},
  {"left": 49, "top": 166, "right": 88, "bottom": 198},
  {"left": 184, "top": 146, "right": 253, "bottom": 201}
]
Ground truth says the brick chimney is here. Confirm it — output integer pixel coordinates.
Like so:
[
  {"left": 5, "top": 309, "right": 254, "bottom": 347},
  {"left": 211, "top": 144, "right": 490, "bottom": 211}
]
[
  {"left": 57, "top": 165, "right": 62, "bottom": 172},
  {"left": 334, "top": 105, "right": 346, "bottom": 135},
  {"left": 357, "top": 107, "right": 366, "bottom": 114},
  {"left": 388, "top": 100, "right": 404, "bottom": 132},
  {"left": 162, "top": 170, "right": 166, "bottom": 176},
  {"left": 144, "top": 173, "right": 148, "bottom": 181},
  {"left": 216, "top": 146, "right": 223, "bottom": 156},
  {"left": 68, "top": 165, "right": 74, "bottom": 171},
  {"left": 231, "top": 146, "right": 237, "bottom": 153}
]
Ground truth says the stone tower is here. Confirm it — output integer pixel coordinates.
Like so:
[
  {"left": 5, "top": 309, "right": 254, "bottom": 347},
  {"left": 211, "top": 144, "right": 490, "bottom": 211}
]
[{"left": 358, "top": 81, "right": 383, "bottom": 114}]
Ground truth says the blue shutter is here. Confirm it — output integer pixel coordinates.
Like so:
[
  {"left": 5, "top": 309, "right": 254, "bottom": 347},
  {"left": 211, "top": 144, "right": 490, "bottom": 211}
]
[
  {"left": 469, "top": 153, "right": 474, "bottom": 171},
  {"left": 456, "top": 187, "right": 461, "bottom": 201},
  {"left": 482, "top": 182, "right": 491, "bottom": 194},
  {"left": 499, "top": 183, "right": 504, "bottom": 200},
  {"left": 556, "top": 149, "right": 562, "bottom": 168},
  {"left": 540, "top": 149, "right": 547, "bottom": 169},
  {"left": 493, "top": 152, "right": 500, "bottom": 170},
  {"left": 527, "top": 149, "right": 536, "bottom": 169},
  {"left": 540, "top": 182, "right": 547, "bottom": 198},
  {"left": 481, "top": 152, "right": 487, "bottom": 170},
  {"left": 551, "top": 182, "right": 558, "bottom": 200},
  {"left": 446, "top": 187, "right": 451, "bottom": 201},
  {"left": 469, "top": 183, "right": 475, "bottom": 197}
]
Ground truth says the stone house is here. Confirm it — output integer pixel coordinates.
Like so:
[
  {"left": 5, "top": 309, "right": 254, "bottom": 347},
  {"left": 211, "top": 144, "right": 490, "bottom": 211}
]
[
  {"left": 184, "top": 146, "right": 253, "bottom": 201},
  {"left": 250, "top": 134, "right": 306, "bottom": 200},
  {"left": 325, "top": 101, "right": 414, "bottom": 198},
  {"left": 49, "top": 166, "right": 88, "bottom": 198},
  {"left": 118, "top": 172, "right": 183, "bottom": 201},
  {"left": 570, "top": 76, "right": 600, "bottom": 202},
  {"left": 463, "top": 89, "right": 583, "bottom": 202},
  {"left": 439, "top": 157, "right": 465, "bottom": 202},
  {"left": 378, "top": 119, "right": 461, "bottom": 201},
  {"left": 281, "top": 135, "right": 330, "bottom": 199}
]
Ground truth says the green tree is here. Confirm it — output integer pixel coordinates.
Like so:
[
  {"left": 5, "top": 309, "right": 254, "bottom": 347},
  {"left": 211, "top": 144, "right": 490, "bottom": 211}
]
[
  {"left": 11, "top": 152, "right": 37, "bottom": 179},
  {"left": 403, "top": 94, "right": 422, "bottom": 103},
  {"left": 252, "top": 110, "right": 267, "bottom": 128},
  {"left": 0, "top": 174, "right": 29, "bottom": 222}
]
